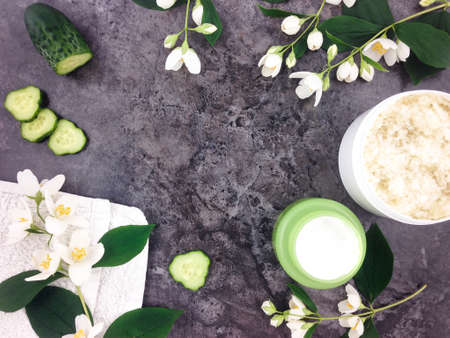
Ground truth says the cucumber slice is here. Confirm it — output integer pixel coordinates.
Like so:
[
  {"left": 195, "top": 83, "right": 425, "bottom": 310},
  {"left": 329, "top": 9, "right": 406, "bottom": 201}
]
[
  {"left": 21, "top": 108, "right": 58, "bottom": 142},
  {"left": 4, "top": 86, "right": 41, "bottom": 121},
  {"left": 48, "top": 119, "right": 87, "bottom": 155},
  {"left": 169, "top": 250, "right": 210, "bottom": 291},
  {"left": 25, "top": 3, "right": 93, "bottom": 75}
]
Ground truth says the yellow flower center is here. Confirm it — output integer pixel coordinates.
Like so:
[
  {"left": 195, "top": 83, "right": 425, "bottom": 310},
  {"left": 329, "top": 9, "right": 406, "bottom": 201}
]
[
  {"left": 56, "top": 204, "right": 71, "bottom": 217},
  {"left": 72, "top": 248, "right": 87, "bottom": 262},
  {"left": 18, "top": 217, "right": 28, "bottom": 223},
  {"left": 40, "top": 254, "right": 52, "bottom": 270},
  {"left": 352, "top": 318, "right": 360, "bottom": 330},
  {"left": 371, "top": 42, "right": 387, "bottom": 55},
  {"left": 347, "top": 303, "right": 354, "bottom": 309},
  {"left": 74, "top": 329, "right": 86, "bottom": 338}
]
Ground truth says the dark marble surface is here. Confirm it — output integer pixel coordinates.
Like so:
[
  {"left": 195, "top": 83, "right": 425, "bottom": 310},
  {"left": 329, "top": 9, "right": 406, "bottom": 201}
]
[{"left": 0, "top": 1, "right": 449, "bottom": 337}]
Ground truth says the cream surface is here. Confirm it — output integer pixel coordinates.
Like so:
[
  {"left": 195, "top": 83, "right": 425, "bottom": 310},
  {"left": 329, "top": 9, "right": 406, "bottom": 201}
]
[{"left": 295, "top": 216, "right": 361, "bottom": 281}]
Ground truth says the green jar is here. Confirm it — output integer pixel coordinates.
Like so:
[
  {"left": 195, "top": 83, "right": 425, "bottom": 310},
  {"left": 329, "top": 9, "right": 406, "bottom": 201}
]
[{"left": 273, "top": 198, "right": 366, "bottom": 289}]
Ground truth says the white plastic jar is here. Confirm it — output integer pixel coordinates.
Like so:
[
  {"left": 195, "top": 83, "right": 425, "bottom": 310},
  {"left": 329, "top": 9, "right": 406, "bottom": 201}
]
[{"left": 338, "top": 90, "right": 450, "bottom": 225}]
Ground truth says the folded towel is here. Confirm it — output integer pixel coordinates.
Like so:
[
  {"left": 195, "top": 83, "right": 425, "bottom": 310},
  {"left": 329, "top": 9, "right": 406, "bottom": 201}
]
[{"left": 0, "top": 180, "right": 148, "bottom": 337}]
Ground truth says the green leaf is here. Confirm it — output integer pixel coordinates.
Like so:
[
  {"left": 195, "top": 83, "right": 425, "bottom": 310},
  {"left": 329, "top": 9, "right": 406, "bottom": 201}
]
[
  {"left": 257, "top": 5, "right": 307, "bottom": 18},
  {"left": 201, "top": 0, "right": 223, "bottom": 46},
  {"left": 326, "top": 30, "right": 354, "bottom": 48},
  {"left": 402, "top": 11, "right": 449, "bottom": 84},
  {"left": 293, "top": 36, "right": 308, "bottom": 59},
  {"left": 25, "top": 286, "right": 91, "bottom": 338},
  {"left": 353, "top": 224, "right": 393, "bottom": 303},
  {"left": 104, "top": 307, "right": 184, "bottom": 338},
  {"left": 396, "top": 22, "right": 450, "bottom": 68},
  {"left": 260, "top": 0, "right": 289, "bottom": 3},
  {"left": 131, "top": 0, "right": 186, "bottom": 10},
  {"left": 362, "top": 55, "right": 389, "bottom": 72},
  {"left": 305, "top": 324, "right": 317, "bottom": 338},
  {"left": 362, "top": 319, "right": 380, "bottom": 338},
  {"left": 288, "top": 283, "right": 317, "bottom": 312},
  {"left": 319, "top": 16, "right": 382, "bottom": 52},
  {"left": 0, "top": 271, "right": 63, "bottom": 312},
  {"left": 342, "top": 0, "right": 394, "bottom": 27},
  {"left": 94, "top": 225, "right": 155, "bottom": 268}
]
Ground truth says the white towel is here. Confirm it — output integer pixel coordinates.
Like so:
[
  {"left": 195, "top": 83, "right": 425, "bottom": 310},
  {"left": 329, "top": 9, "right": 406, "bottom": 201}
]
[{"left": 0, "top": 180, "right": 148, "bottom": 337}]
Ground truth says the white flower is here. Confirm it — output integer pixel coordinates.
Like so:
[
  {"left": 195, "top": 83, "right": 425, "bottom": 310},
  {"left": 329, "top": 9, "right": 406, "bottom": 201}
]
[
  {"left": 281, "top": 16, "right": 304, "bottom": 36},
  {"left": 192, "top": 0, "right": 204, "bottom": 26},
  {"left": 286, "top": 295, "right": 307, "bottom": 321},
  {"left": 362, "top": 38, "right": 398, "bottom": 65},
  {"left": 326, "top": 0, "right": 357, "bottom": 7},
  {"left": 287, "top": 320, "right": 308, "bottom": 338},
  {"left": 5, "top": 199, "right": 32, "bottom": 245},
  {"left": 17, "top": 169, "right": 65, "bottom": 198},
  {"left": 45, "top": 192, "right": 89, "bottom": 237},
  {"left": 258, "top": 52, "right": 283, "bottom": 78},
  {"left": 56, "top": 230, "right": 105, "bottom": 286},
  {"left": 383, "top": 40, "right": 410, "bottom": 66},
  {"left": 307, "top": 29, "right": 323, "bottom": 51},
  {"left": 156, "top": 0, "right": 176, "bottom": 10},
  {"left": 339, "top": 316, "right": 364, "bottom": 338},
  {"left": 165, "top": 47, "right": 201, "bottom": 74},
  {"left": 25, "top": 250, "right": 61, "bottom": 281},
  {"left": 261, "top": 300, "right": 277, "bottom": 315},
  {"left": 336, "top": 60, "right": 359, "bottom": 83},
  {"left": 338, "top": 284, "right": 362, "bottom": 314},
  {"left": 419, "top": 0, "right": 437, "bottom": 7},
  {"left": 289, "top": 72, "right": 323, "bottom": 107},
  {"left": 62, "top": 315, "right": 104, "bottom": 338},
  {"left": 360, "top": 64, "right": 375, "bottom": 82}
]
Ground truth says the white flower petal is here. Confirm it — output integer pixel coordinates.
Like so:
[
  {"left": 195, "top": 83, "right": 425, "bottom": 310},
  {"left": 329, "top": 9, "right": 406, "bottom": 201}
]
[
  {"left": 289, "top": 296, "right": 306, "bottom": 311},
  {"left": 89, "top": 322, "right": 105, "bottom": 337},
  {"left": 349, "top": 318, "right": 364, "bottom": 338},
  {"left": 360, "top": 65, "right": 374, "bottom": 82},
  {"left": 156, "top": 0, "right": 176, "bottom": 9},
  {"left": 65, "top": 215, "right": 90, "bottom": 228},
  {"left": 44, "top": 191, "right": 56, "bottom": 216},
  {"left": 69, "top": 263, "right": 92, "bottom": 286},
  {"left": 326, "top": 0, "right": 342, "bottom": 5},
  {"left": 396, "top": 40, "right": 410, "bottom": 61},
  {"left": 41, "top": 175, "right": 65, "bottom": 194},
  {"left": 258, "top": 54, "right": 268, "bottom": 67},
  {"left": 70, "top": 230, "right": 91, "bottom": 249},
  {"left": 25, "top": 272, "right": 52, "bottom": 282},
  {"left": 384, "top": 49, "right": 398, "bottom": 66},
  {"left": 165, "top": 47, "right": 183, "bottom": 71},
  {"left": 55, "top": 242, "right": 74, "bottom": 265},
  {"left": 75, "top": 314, "right": 92, "bottom": 332},
  {"left": 289, "top": 71, "right": 313, "bottom": 79},
  {"left": 307, "top": 30, "right": 323, "bottom": 51},
  {"left": 338, "top": 300, "right": 357, "bottom": 314},
  {"left": 86, "top": 243, "right": 105, "bottom": 266},
  {"left": 345, "top": 63, "right": 359, "bottom": 83},
  {"left": 45, "top": 216, "right": 68, "bottom": 236},
  {"left": 17, "top": 169, "right": 40, "bottom": 196},
  {"left": 281, "top": 16, "right": 301, "bottom": 35},
  {"left": 184, "top": 49, "right": 202, "bottom": 75},
  {"left": 295, "top": 84, "right": 314, "bottom": 99},
  {"left": 192, "top": 4, "right": 204, "bottom": 26},
  {"left": 314, "top": 88, "right": 323, "bottom": 107},
  {"left": 337, "top": 62, "right": 351, "bottom": 81},
  {"left": 363, "top": 38, "right": 396, "bottom": 61},
  {"left": 343, "top": 0, "right": 356, "bottom": 7}
]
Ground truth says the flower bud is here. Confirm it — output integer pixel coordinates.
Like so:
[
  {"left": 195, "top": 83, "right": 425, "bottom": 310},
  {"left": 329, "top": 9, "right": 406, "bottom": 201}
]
[
  {"left": 164, "top": 33, "right": 179, "bottom": 49},
  {"left": 419, "top": 0, "right": 437, "bottom": 7},
  {"left": 307, "top": 29, "right": 323, "bottom": 51},
  {"left": 267, "top": 45, "right": 284, "bottom": 54},
  {"left": 360, "top": 64, "right": 375, "bottom": 82},
  {"left": 156, "top": 0, "right": 177, "bottom": 10},
  {"left": 286, "top": 49, "right": 297, "bottom": 69},
  {"left": 322, "top": 73, "right": 330, "bottom": 91},
  {"left": 270, "top": 314, "right": 284, "bottom": 328},
  {"left": 193, "top": 23, "right": 218, "bottom": 35},
  {"left": 261, "top": 300, "right": 277, "bottom": 316},
  {"left": 281, "top": 15, "right": 304, "bottom": 36},
  {"left": 327, "top": 44, "right": 338, "bottom": 63},
  {"left": 192, "top": 0, "right": 204, "bottom": 26}
]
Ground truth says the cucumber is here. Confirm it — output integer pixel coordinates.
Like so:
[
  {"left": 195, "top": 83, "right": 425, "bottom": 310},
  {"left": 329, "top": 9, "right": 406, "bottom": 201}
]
[
  {"left": 24, "top": 3, "right": 93, "bottom": 75},
  {"left": 21, "top": 108, "right": 58, "bottom": 142},
  {"left": 169, "top": 250, "right": 210, "bottom": 291},
  {"left": 4, "top": 86, "right": 41, "bottom": 121},
  {"left": 48, "top": 119, "right": 87, "bottom": 155}
]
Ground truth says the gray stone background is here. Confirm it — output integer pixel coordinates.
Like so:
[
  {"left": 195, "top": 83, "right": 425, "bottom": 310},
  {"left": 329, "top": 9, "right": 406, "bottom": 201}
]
[{"left": 0, "top": 0, "right": 449, "bottom": 337}]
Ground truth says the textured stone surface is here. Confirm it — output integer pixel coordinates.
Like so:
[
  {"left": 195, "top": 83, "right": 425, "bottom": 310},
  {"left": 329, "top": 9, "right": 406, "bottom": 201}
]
[{"left": 0, "top": 0, "right": 449, "bottom": 337}]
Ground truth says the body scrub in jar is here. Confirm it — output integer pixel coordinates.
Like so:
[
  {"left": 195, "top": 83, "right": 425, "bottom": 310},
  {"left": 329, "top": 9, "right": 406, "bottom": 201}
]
[
  {"left": 272, "top": 198, "right": 366, "bottom": 289},
  {"left": 339, "top": 90, "right": 450, "bottom": 225}
]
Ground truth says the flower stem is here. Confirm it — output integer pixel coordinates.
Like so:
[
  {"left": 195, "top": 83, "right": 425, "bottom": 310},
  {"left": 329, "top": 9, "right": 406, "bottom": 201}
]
[
  {"left": 35, "top": 200, "right": 45, "bottom": 224},
  {"left": 284, "top": 285, "right": 427, "bottom": 321},
  {"left": 321, "top": 2, "right": 449, "bottom": 74},
  {"left": 76, "top": 286, "right": 92, "bottom": 324},
  {"left": 184, "top": 0, "right": 191, "bottom": 42}
]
